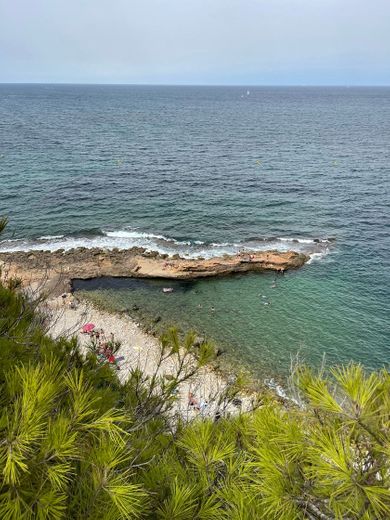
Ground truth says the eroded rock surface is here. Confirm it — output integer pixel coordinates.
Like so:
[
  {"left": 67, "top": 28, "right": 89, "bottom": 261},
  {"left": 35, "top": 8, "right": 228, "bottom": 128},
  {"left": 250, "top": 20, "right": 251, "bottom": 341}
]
[{"left": 0, "top": 247, "right": 309, "bottom": 295}]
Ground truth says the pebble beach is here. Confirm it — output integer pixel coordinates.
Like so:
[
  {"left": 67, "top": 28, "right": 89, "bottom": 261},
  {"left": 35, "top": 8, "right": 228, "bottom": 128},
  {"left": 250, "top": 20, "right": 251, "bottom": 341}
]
[{"left": 47, "top": 295, "right": 255, "bottom": 420}]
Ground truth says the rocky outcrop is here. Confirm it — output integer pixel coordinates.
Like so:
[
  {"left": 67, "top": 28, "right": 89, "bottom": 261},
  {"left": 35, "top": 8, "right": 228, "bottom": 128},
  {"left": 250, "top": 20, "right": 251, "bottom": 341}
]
[{"left": 0, "top": 247, "right": 309, "bottom": 295}]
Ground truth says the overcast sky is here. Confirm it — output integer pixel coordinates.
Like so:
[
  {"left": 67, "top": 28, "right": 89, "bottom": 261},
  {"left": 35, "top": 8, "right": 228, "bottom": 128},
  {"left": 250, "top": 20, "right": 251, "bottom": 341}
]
[{"left": 1, "top": 0, "right": 389, "bottom": 85}]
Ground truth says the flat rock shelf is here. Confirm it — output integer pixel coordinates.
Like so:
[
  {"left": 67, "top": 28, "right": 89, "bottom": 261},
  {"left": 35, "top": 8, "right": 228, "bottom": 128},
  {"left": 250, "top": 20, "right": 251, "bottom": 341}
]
[{"left": 0, "top": 247, "right": 308, "bottom": 295}]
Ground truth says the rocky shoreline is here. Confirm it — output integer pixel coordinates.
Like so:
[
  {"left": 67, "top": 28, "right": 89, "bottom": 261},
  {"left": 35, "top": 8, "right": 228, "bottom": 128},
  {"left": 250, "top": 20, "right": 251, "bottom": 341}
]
[{"left": 0, "top": 246, "right": 309, "bottom": 295}]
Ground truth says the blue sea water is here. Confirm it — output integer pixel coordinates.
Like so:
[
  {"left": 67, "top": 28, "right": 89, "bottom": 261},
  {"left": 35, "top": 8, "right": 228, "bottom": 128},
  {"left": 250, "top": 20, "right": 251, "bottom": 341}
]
[{"left": 0, "top": 84, "right": 389, "bottom": 378}]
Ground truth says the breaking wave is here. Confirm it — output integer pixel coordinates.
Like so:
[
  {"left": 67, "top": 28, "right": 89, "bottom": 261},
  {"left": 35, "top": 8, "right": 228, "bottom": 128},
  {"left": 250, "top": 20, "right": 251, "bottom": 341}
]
[
  {"left": 0, "top": 227, "right": 332, "bottom": 260},
  {"left": 38, "top": 234, "right": 65, "bottom": 240}
]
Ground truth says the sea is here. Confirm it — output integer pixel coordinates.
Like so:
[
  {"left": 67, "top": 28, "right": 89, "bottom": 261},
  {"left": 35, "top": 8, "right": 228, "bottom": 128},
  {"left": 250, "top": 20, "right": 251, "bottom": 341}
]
[{"left": 0, "top": 84, "right": 389, "bottom": 380}]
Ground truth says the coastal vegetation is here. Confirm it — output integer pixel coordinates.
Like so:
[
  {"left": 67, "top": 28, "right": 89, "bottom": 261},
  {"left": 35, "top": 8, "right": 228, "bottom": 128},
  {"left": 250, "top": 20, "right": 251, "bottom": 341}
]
[
  {"left": 1, "top": 278, "right": 390, "bottom": 519},
  {"left": 0, "top": 228, "right": 389, "bottom": 519}
]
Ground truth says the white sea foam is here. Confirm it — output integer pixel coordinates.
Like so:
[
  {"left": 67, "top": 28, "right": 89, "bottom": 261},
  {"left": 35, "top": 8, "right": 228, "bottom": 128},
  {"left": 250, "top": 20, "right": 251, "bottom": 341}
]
[
  {"left": 278, "top": 237, "right": 318, "bottom": 244},
  {"left": 38, "top": 235, "right": 65, "bottom": 240},
  {"left": 104, "top": 230, "right": 166, "bottom": 240},
  {"left": 104, "top": 230, "right": 198, "bottom": 246},
  {"left": 306, "top": 251, "right": 329, "bottom": 264},
  {"left": 0, "top": 228, "right": 332, "bottom": 261},
  {"left": 0, "top": 231, "right": 203, "bottom": 258},
  {"left": 210, "top": 242, "right": 232, "bottom": 247}
]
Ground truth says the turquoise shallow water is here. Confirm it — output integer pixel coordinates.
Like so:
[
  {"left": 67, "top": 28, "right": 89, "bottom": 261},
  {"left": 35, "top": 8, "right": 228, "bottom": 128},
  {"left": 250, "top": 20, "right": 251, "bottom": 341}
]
[{"left": 0, "top": 85, "right": 389, "bottom": 377}]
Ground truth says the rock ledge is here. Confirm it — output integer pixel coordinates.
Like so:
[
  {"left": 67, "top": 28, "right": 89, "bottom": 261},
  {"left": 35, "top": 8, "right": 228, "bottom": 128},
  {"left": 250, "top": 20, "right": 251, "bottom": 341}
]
[{"left": 0, "top": 247, "right": 309, "bottom": 294}]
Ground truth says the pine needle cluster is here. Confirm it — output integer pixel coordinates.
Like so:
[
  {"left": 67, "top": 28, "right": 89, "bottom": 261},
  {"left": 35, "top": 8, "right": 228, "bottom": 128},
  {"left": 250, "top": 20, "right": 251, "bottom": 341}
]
[{"left": 0, "top": 222, "right": 389, "bottom": 519}]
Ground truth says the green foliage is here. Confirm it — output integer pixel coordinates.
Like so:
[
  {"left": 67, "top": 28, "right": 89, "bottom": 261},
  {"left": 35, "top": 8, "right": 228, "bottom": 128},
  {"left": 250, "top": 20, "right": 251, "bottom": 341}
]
[
  {"left": 0, "top": 277, "right": 389, "bottom": 519},
  {"left": 0, "top": 360, "right": 146, "bottom": 519}
]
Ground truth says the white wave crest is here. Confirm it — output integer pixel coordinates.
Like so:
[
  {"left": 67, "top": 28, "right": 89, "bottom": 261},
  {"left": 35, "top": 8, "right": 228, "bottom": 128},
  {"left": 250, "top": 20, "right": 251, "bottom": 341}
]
[
  {"left": 306, "top": 251, "right": 328, "bottom": 264},
  {"left": 103, "top": 229, "right": 195, "bottom": 246},
  {"left": 277, "top": 236, "right": 331, "bottom": 245},
  {"left": 38, "top": 235, "right": 65, "bottom": 240},
  {"left": 0, "top": 238, "right": 22, "bottom": 243},
  {"left": 0, "top": 228, "right": 331, "bottom": 261},
  {"left": 104, "top": 230, "right": 166, "bottom": 240},
  {"left": 278, "top": 237, "right": 312, "bottom": 244}
]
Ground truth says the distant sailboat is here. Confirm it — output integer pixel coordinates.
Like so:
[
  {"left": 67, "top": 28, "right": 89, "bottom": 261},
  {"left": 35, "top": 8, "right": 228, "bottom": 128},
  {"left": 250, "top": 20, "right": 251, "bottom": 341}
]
[{"left": 246, "top": 90, "right": 250, "bottom": 96}]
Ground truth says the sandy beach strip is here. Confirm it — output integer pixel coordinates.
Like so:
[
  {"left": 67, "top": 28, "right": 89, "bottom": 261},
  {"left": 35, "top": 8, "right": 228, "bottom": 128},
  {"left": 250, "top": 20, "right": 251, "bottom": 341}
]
[{"left": 47, "top": 295, "right": 255, "bottom": 420}]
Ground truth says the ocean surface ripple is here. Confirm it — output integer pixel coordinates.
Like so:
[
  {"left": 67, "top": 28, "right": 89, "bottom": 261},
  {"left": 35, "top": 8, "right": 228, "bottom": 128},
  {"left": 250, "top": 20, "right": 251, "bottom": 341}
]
[{"left": 1, "top": 85, "right": 389, "bottom": 377}]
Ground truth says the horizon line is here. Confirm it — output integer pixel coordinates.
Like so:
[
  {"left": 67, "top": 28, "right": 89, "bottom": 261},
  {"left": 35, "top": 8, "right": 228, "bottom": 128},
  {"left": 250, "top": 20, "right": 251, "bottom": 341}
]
[{"left": 1, "top": 82, "right": 389, "bottom": 88}]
